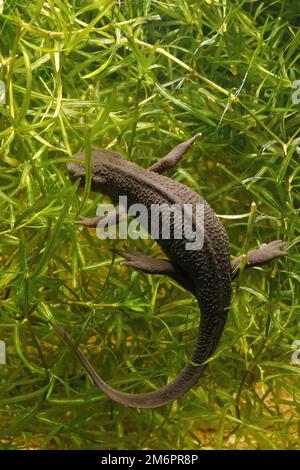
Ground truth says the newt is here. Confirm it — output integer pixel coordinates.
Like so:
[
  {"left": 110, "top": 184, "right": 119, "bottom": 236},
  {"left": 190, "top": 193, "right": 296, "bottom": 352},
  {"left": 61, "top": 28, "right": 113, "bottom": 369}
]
[{"left": 54, "top": 133, "right": 287, "bottom": 408}]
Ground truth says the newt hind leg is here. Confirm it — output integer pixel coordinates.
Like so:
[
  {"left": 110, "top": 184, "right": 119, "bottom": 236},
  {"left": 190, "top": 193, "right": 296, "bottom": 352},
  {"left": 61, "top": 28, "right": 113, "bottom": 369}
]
[
  {"left": 111, "top": 246, "right": 195, "bottom": 294},
  {"left": 231, "top": 239, "right": 287, "bottom": 280}
]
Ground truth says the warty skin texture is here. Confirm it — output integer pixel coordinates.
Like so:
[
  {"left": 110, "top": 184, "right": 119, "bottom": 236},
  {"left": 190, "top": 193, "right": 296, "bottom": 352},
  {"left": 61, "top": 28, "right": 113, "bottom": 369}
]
[{"left": 58, "top": 136, "right": 286, "bottom": 408}]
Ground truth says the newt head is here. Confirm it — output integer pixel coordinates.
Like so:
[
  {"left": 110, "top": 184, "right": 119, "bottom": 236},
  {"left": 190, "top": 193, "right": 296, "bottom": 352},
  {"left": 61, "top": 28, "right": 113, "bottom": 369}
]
[
  {"left": 67, "top": 149, "right": 125, "bottom": 189},
  {"left": 67, "top": 151, "right": 86, "bottom": 185}
]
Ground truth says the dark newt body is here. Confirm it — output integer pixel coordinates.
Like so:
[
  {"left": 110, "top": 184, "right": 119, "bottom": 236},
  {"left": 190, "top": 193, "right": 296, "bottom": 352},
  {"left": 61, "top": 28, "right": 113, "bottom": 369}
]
[{"left": 60, "top": 135, "right": 286, "bottom": 408}]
